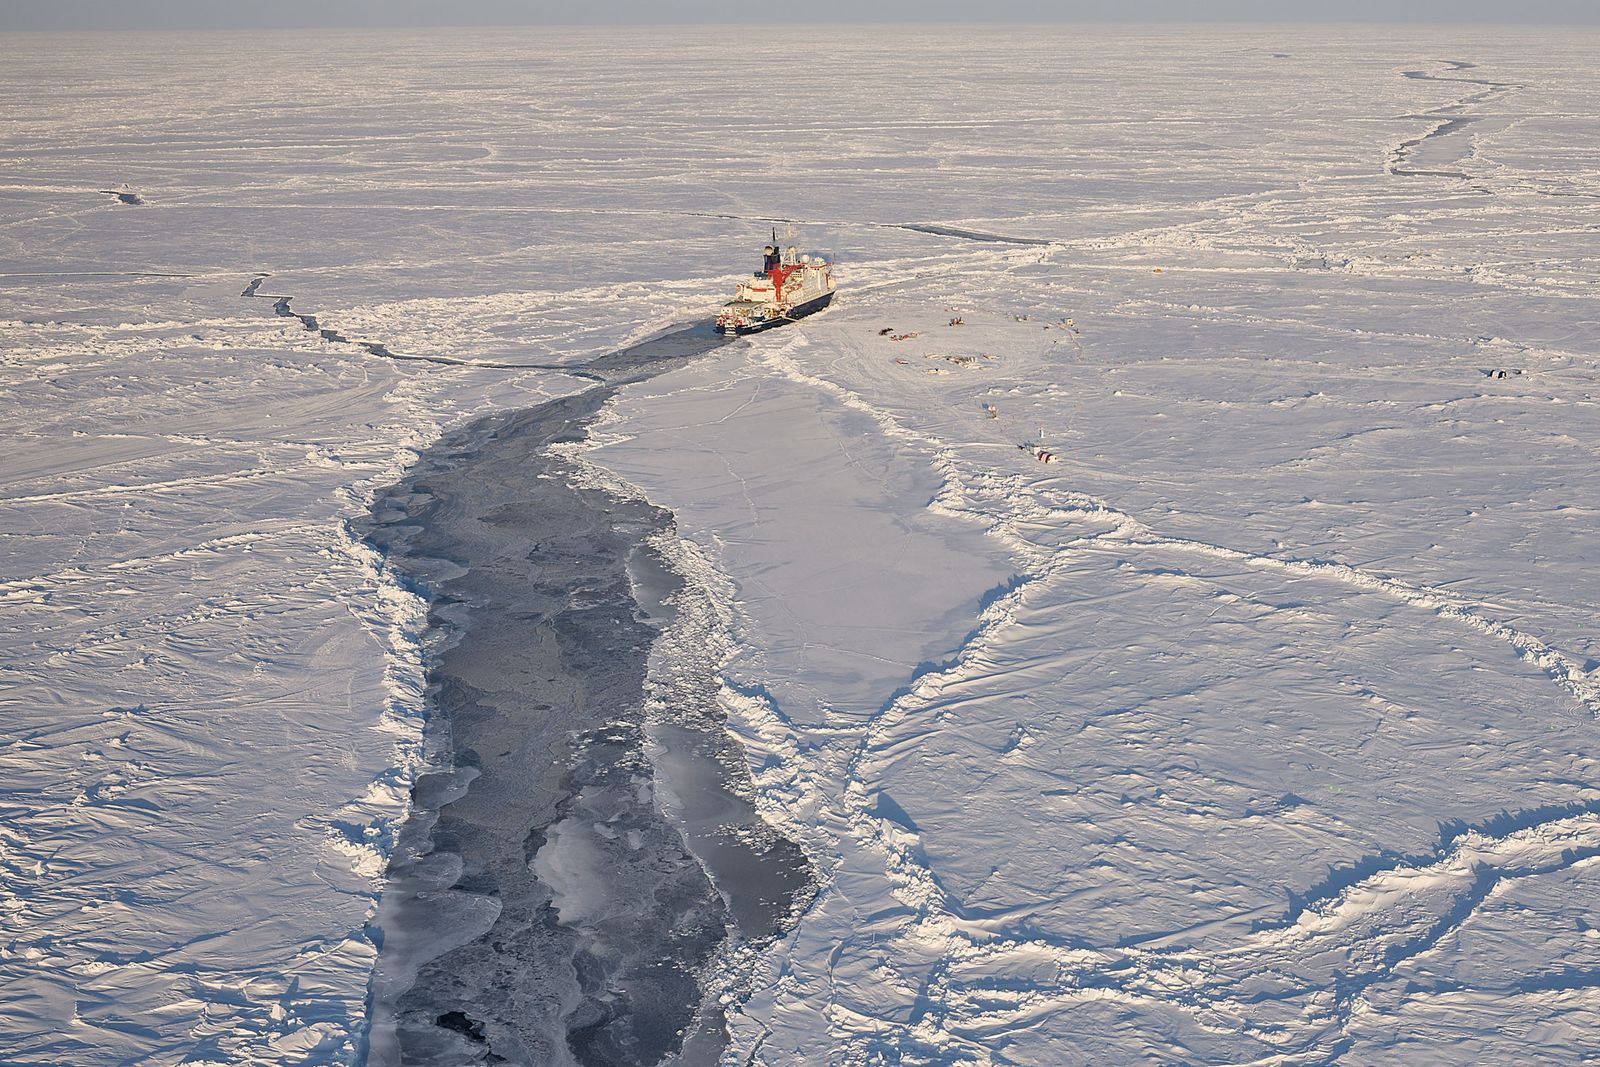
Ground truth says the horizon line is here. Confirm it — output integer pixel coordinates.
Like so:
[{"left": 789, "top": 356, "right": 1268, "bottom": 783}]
[{"left": 7, "top": 18, "right": 1600, "bottom": 32}]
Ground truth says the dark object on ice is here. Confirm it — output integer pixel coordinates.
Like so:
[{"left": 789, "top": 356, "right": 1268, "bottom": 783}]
[
  {"left": 98, "top": 188, "right": 144, "bottom": 206},
  {"left": 1485, "top": 368, "right": 1523, "bottom": 379},
  {"left": 879, "top": 327, "right": 895, "bottom": 335},
  {"left": 949, "top": 317, "right": 964, "bottom": 326}
]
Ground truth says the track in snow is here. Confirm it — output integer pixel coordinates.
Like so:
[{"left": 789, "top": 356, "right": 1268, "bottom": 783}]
[{"left": 240, "top": 274, "right": 605, "bottom": 377}]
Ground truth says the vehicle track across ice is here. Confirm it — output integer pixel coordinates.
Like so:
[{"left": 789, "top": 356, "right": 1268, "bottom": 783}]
[
  {"left": 241, "top": 274, "right": 603, "bottom": 378},
  {"left": 359, "top": 323, "right": 813, "bottom": 1067}
]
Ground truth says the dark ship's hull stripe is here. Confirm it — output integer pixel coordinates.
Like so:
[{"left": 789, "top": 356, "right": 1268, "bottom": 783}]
[{"left": 715, "top": 291, "right": 834, "bottom": 335}]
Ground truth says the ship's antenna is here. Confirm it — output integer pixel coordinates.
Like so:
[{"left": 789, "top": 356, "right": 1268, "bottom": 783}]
[{"left": 772, "top": 226, "right": 777, "bottom": 243}]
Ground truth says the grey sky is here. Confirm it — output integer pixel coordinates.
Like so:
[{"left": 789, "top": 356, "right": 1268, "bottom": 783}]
[{"left": 3, "top": 0, "right": 1598, "bottom": 30}]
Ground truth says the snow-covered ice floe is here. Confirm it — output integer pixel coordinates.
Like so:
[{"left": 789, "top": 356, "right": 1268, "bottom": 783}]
[{"left": 3, "top": 23, "right": 1599, "bottom": 1067}]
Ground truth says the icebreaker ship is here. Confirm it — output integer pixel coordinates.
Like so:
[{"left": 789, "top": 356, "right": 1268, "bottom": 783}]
[{"left": 714, "top": 233, "right": 836, "bottom": 334}]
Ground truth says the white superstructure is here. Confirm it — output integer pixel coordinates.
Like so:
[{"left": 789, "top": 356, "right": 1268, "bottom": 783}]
[{"left": 715, "top": 236, "right": 836, "bottom": 334}]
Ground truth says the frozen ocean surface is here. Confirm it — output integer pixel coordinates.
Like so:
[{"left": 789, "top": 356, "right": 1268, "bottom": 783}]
[{"left": 2, "top": 23, "right": 1598, "bottom": 1066}]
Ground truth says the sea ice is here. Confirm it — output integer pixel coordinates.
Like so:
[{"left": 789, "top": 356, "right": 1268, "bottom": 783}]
[{"left": 3, "top": 23, "right": 1597, "bottom": 1066}]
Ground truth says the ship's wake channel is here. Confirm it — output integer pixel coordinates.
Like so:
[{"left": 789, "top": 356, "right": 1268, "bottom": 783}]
[{"left": 359, "top": 326, "right": 812, "bottom": 1067}]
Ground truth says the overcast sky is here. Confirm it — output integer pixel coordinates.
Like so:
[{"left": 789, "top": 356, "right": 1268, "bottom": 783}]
[{"left": 3, "top": 0, "right": 1598, "bottom": 30}]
